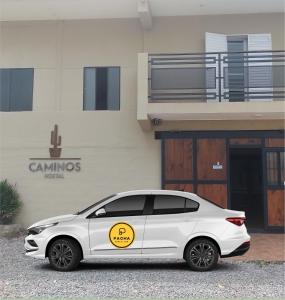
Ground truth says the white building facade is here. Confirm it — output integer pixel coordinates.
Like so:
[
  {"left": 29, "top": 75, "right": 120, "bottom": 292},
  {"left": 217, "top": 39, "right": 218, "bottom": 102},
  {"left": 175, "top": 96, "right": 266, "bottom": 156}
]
[{"left": 0, "top": 0, "right": 284, "bottom": 229}]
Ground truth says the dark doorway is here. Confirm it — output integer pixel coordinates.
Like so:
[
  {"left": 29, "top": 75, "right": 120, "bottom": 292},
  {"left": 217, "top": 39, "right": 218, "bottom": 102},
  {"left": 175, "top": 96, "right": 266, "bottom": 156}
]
[{"left": 229, "top": 148, "right": 264, "bottom": 230}]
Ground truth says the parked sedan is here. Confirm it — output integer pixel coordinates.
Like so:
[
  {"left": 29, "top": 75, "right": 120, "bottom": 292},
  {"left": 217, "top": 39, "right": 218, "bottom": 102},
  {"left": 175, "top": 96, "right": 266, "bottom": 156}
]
[{"left": 25, "top": 190, "right": 250, "bottom": 271}]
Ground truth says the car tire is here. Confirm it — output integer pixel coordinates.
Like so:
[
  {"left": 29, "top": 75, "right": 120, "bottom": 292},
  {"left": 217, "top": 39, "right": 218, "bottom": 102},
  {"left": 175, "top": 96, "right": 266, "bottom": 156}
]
[
  {"left": 48, "top": 238, "right": 81, "bottom": 271},
  {"left": 185, "top": 238, "right": 219, "bottom": 271}
]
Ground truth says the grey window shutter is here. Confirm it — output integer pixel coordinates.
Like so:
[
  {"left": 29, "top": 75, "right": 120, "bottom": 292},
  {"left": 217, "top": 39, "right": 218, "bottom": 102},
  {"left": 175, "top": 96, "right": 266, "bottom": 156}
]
[
  {"left": 107, "top": 67, "right": 120, "bottom": 110},
  {"left": 84, "top": 68, "right": 97, "bottom": 110},
  {"left": 0, "top": 70, "right": 10, "bottom": 111},
  {"left": 10, "top": 69, "right": 33, "bottom": 111},
  {"left": 205, "top": 32, "right": 228, "bottom": 102},
  {"left": 0, "top": 69, "right": 33, "bottom": 111},
  {"left": 247, "top": 34, "right": 272, "bottom": 101}
]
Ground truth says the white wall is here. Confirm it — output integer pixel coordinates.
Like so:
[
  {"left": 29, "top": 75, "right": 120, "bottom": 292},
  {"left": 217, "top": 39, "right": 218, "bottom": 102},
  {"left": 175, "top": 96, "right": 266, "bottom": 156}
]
[
  {"left": 0, "top": 13, "right": 284, "bottom": 226},
  {"left": 0, "top": 19, "right": 161, "bottom": 226}
]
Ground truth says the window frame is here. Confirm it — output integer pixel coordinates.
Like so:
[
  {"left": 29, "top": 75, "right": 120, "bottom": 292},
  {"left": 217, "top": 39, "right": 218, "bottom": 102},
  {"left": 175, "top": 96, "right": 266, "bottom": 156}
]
[
  {"left": 149, "top": 194, "right": 200, "bottom": 216},
  {"left": 0, "top": 68, "right": 34, "bottom": 112},
  {"left": 83, "top": 66, "right": 120, "bottom": 111},
  {"left": 266, "top": 149, "right": 285, "bottom": 189},
  {"left": 88, "top": 194, "right": 200, "bottom": 218},
  {"left": 89, "top": 194, "right": 149, "bottom": 218}
]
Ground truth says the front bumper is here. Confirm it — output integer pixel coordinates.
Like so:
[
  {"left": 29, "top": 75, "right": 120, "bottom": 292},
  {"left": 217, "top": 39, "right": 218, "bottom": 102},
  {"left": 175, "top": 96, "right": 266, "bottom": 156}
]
[
  {"left": 221, "top": 241, "right": 250, "bottom": 258},
  {"left": 24, "top": 235, "right": 46, "bottom": 259}
]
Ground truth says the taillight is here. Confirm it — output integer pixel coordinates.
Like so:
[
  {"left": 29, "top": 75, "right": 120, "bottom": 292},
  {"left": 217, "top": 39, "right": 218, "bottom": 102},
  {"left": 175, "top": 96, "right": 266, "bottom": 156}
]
[{"left": 226, "top": 217, "right": 246, "bottom": 226}]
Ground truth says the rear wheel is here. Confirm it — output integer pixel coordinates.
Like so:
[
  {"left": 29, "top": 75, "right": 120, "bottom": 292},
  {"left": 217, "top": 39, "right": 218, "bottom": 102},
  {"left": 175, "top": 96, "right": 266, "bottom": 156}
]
[
  {"left": 185, "top": 238, "right": 219, "bottom": 271},
  {"left": 48, "top": 238, "right": 81, "bottom": 271}
]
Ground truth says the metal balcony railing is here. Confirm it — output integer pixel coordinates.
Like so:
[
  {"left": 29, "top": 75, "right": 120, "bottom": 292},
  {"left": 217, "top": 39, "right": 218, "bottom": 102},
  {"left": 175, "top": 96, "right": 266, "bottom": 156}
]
[{"left": 148, "top": 50, "right": 285, "bottom": 102}]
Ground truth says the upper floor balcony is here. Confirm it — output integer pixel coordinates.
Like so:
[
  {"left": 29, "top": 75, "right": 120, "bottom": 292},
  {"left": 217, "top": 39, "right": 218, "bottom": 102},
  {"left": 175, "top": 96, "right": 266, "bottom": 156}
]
[{"left": 137, "top": 50, "right": 285, "bottom": 130}]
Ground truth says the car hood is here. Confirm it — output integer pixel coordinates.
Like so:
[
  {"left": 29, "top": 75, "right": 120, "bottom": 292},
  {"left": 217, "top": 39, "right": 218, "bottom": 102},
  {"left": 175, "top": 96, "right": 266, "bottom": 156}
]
[{"left": 28, "top": 214, "right": 77, "bottom": 229}]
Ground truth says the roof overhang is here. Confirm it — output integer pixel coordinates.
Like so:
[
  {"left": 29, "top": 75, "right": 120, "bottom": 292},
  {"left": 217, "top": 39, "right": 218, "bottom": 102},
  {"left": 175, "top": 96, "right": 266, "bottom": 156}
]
[{"left": 0, "top": 0, "right": 283, "bottom": 22}]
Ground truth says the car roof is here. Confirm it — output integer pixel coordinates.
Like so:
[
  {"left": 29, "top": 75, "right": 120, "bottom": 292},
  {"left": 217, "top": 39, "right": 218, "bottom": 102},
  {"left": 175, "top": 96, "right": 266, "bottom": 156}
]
[
  {"left": 80, "top": 189, "right": 222, "bottom": 216},
  {"left": 114, "top": 190, "right": 220, "bottom": 211},
  {"left": 116, "top": 189, "right": 197, "bottom": 198}
]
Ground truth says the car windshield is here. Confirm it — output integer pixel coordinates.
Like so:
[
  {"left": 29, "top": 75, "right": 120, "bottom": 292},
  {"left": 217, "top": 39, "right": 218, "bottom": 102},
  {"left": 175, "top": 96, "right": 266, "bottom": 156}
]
[{"left": 75, "top": 194, "right": 116, "bottom": 215}]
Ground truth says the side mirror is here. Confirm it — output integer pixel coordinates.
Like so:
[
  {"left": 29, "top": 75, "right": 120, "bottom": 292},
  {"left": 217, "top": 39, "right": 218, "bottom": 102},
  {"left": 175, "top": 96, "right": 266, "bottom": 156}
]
[{"left": 95, "top": 208, "right": 106, "bottom": 217}]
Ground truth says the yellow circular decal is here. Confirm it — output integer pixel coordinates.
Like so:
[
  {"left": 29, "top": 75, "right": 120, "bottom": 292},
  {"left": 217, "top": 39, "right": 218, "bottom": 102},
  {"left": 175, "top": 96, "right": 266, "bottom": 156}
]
[{"left": 109, "top": 223, "right": 135, "bottom": 248}]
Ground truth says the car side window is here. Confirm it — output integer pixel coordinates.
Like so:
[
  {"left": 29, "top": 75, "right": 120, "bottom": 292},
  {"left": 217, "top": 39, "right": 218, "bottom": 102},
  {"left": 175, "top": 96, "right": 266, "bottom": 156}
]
[
  {"left": 153, "top": 195, "right": 199, "bottom": 215},
  {"left": 185, "top": 199, "right": 199, "bottom": 212},
  {"left": 103, "top": 195, "right": 146, "bottom": 217},
  {"left": 153, "top": 195, "right": 185, "bottom": 214}
]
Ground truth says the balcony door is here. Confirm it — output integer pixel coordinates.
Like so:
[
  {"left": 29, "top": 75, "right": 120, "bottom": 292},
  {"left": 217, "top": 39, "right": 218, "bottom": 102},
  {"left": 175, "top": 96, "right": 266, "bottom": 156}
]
[
  {"left": 227, "top": 36, "right": 248, "bottom": 102},
  {"left": 205, "top": 32, "right": 272, "bottom": 102}
]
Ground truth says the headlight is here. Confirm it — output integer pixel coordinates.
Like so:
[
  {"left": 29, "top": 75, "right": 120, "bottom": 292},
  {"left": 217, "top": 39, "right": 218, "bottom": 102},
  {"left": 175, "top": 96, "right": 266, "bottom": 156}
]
[{"left": 28, "top": 223, "right": 58, "bottom": 235}]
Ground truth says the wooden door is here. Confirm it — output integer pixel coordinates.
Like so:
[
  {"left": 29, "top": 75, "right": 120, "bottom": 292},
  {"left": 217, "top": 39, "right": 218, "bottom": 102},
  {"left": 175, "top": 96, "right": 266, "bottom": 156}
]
[
  {"left": 164, "top": 139, "right": 193, "bottom": 180},
  {"left": 197, "top": 139, "right": 227, "bottom": 180},
  {"left": 164, "top": 184, "right": 194, "bottom": 193},
  {"left": 265, "top": 142, "right": 284, "bottom": 228},
  {"left": 196, "top": 138, "right": 227, "bottom": 207},
  {"left": 163, "top": 139, "right": 194, "bottom": 193},
  {"left": 163, "top": 138, "right": 228, "bottom": 208},
  {"left": 160, "top": 132, "right": 284, "bottom": 231},
  {"left": 267, "top": 190, "right": 284, "bottom": 226}
]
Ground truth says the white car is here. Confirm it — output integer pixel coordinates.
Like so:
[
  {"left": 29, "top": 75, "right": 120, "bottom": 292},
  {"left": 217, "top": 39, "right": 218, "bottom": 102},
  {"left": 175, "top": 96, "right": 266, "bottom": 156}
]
[{"left": 25, "top": 190, "right": 250, "bottom": 272}]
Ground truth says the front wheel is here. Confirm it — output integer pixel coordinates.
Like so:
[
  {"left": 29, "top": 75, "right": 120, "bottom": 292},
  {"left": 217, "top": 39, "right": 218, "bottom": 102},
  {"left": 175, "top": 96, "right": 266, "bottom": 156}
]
[
  {"left": 48, "top": 238, "right": 81, "bottom": 271},
  {"left": 185, "top": 238, "right": 219, "bottom": 271}
]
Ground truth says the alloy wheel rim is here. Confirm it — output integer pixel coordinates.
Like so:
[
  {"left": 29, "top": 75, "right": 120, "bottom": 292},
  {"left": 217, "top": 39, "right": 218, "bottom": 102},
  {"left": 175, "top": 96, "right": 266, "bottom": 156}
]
[
  {"left": 190, "top": 243, "right": 215, "bottom": 268},
  {"left": 50, "top": 242, "right": 73, "bottom": 268}
]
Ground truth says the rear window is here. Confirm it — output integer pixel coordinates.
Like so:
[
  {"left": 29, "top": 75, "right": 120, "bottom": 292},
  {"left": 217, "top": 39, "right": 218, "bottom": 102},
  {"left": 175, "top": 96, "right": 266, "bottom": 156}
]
[
  {"left": 185, "top": 199, "right": 199, "bottom": 212},
  {"left": 153, "top": 195, "right": 185, "bottom": 214},
  {"left": 153, "top": 195, "right": 199, "bottom": 215}
]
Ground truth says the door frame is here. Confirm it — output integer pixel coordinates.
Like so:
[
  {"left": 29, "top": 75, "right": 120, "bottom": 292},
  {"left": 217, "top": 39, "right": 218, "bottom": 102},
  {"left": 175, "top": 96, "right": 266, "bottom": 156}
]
[
  {"left": 228, "top": 145, "right": 264, "bottom": 229},
  {"left": 156, "top": 130, "right": 284, "bottom": 232}
]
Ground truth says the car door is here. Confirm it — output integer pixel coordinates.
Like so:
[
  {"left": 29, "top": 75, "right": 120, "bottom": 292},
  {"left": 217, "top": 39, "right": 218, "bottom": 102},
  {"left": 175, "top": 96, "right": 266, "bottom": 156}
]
[
  {"left": 88, "top": 194, "right": 147, "bottom": 256},
  {"left": 142, "top": 194, "right": 199, "bottom": 257}
]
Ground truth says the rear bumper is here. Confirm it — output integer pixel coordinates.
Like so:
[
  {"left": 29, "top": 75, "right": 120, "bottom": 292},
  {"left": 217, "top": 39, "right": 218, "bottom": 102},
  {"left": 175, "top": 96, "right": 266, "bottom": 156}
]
[{"left": 221, "top": 241, "right": 250, "bottom": 258}]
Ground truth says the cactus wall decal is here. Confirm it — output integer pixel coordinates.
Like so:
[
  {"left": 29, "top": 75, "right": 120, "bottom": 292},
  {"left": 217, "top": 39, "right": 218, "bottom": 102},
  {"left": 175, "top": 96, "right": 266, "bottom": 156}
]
[{"left": 49, "top": 124, "right": 62, "bottom": 158}]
